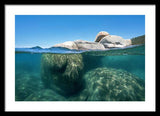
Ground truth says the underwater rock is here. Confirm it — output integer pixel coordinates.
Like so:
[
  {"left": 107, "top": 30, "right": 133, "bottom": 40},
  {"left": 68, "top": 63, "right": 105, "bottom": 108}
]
[
  {"left": 15, "top": 72, "right": 44, "bottom": 101},
  {"left": 94, "top": 31, "right": 110, "bottom": 42},
  {"left": 41, "top": 53, "right": 84, "bottom": 96},
  {"left": 82, "top": 67, "right": 145, "bottom": 101},
  {"left": 25, "top": 89, "right": 66, "bottom": 101},
  {"left": 99, "top": 35, "right": 131, "bottom": 48}
]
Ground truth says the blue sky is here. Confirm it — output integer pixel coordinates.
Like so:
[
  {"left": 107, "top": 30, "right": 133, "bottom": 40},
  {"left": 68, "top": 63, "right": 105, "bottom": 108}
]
[{"left": 15, "top": 15, "right": 145, "bottom": 48}]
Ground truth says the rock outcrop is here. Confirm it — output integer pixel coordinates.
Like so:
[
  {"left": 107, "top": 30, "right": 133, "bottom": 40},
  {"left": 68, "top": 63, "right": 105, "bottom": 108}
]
[
  {"left": 94, "top": 31, "right": 109, "bottom": 42},
  {"left": 41, "top": 53, "right": 84, "bottom": 96},
  {"left": 99, "top": 35, "right": 131, "bottom": 48},
  {"left": 74, "top": 40, "right": 105, "bottom": 50},
  {"left": 81, "top": 67, "right": 145, "bottom": 101},
  {"left": 66, "top": 67, "right": 145, "bottom": 101},
  {"left": 53, "top": 40, "right": 105, "bottom": 50},
  {"left": 53, "top": 41, "right": 78, "bottom": 50},
  {"left": 53, "top": 31, "right": 144, "bottom": 50}
]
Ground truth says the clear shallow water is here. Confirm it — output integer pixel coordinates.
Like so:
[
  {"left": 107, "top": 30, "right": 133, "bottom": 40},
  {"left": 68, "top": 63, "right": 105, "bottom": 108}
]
[{"left": 15, "top": 45, "right": 145, "bottom": 101}]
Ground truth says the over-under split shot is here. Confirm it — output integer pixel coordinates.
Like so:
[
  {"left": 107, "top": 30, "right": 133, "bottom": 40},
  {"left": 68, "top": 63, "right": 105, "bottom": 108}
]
[{"left": 15, "top": 15, "right": 145, "bottom": 101}]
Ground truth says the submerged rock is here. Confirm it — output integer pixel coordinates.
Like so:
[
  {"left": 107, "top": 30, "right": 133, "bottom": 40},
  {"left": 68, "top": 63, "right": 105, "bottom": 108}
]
[
  {"left": 41, "top": 53, "right": 84, "bottom": 96},
  {"left": 82, "top": 67, "right": 145, "bottom": 101}
]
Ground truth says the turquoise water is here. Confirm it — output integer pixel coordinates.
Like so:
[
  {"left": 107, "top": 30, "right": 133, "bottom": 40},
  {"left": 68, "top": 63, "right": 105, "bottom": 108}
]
[{"left": 15, "top": 45, "right": 145, "bottom": 101}]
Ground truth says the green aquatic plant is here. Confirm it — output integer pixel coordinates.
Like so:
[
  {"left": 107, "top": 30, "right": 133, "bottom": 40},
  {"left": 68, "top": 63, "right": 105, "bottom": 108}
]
[
  {"left": 15, "top": 43, "right": 145, "bottom": 101},
  {"left": 40, "top": 53, "right": 145, "bottom": 101},
  {"left": 41, "top": 53, "right": 84, "bottom": 96}
]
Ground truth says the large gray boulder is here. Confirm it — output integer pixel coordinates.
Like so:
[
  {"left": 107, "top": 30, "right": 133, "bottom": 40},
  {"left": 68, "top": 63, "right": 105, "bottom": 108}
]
[
  {"left": 82, "top": 67, "right": 145, "bottom": 101},
  {"left": 67, "top": 67, "right": 145, "bottom": 101},
  {"left": 53, "top": 41, "right": 78, "bottom": 50},
  {"left": 53, "top": 40, "right": 105, "bottom": 50},
  {"left": 94, "top": 31, "right": 110, "bottom": 42},
  {"left": 74, "top": 40, "right": 105, "bottom": 50},
  {"left": 99, "top": 35, "right": 131, "bottom": 48},
  {"left": 53, "top": 31, "right": 144, "bottom": 50}
]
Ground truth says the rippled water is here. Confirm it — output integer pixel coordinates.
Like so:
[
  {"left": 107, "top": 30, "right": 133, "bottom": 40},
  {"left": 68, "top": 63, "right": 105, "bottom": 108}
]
[{"left": 15, "top": 45, "right": 145, "bottom": 101}]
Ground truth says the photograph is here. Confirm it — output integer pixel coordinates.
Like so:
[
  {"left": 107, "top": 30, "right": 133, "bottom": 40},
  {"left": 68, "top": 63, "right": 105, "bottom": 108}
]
[
  {"left": 4, "top": 5, "right": 155, "bottom": 112},
  {"left": 15, "top": 15, "right": 145, "bottom": 101}
]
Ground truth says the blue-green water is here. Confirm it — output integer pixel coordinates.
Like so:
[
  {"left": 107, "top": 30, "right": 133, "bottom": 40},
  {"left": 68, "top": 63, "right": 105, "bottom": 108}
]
[{"left": 15, "top": 45, "right": 145, "bottom": 101}]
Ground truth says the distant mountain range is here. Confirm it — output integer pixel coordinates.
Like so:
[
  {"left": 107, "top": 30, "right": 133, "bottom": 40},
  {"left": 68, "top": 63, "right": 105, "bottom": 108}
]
[{"left": 31, "top": 46, "right": 42, "bottom": 49}]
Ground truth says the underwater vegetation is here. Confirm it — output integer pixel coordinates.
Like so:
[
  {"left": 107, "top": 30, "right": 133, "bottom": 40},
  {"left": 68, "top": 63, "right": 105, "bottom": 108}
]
[
  {"left": 40, "top": 53, "right": 145, "bottom": 101},
  {"left": 41, "top": 53, "right": 84, "bottom": 96},
  {"left": 15, "top": 45, "right": 145, "bottom": 101},
  {"left": 82, "top": 67, "right": 144, "bottom": 101},
  {"left": 40, "top": 52, "right": 144, "bottom": 101}
]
